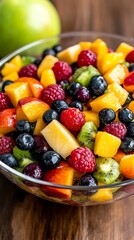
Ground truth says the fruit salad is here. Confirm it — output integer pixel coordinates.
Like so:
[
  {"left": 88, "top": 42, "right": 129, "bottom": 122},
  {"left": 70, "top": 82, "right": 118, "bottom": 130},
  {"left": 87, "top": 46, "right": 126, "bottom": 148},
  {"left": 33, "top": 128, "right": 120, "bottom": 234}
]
[{"left": 0, "top": 38, "right": 134, "bottom": 204}]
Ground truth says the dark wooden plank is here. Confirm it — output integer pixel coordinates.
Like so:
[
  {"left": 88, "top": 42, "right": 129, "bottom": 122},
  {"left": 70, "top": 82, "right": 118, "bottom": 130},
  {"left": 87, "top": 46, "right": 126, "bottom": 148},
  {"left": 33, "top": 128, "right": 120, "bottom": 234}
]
[{"left": 1, "top": 0, "right": 134, "bottom": 239}]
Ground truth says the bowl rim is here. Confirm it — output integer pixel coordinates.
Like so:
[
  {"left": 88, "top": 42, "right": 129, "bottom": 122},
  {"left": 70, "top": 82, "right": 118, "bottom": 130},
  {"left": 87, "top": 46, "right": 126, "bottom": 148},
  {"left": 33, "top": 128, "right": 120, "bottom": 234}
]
[{"left": 0, "top": 31, "right": 134, "bottom": 191}]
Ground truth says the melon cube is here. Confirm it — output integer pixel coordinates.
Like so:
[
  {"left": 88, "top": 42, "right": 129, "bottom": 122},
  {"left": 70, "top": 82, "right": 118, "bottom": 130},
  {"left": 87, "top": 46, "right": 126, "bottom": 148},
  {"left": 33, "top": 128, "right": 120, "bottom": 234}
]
[{"left": 94, "top": 131, "right": 121, "bottom": 158}]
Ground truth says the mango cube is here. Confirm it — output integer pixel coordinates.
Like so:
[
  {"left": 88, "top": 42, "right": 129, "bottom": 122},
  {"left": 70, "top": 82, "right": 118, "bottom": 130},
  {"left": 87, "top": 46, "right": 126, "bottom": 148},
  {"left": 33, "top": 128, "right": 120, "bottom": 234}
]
[
  {"left": 57, "top": 44, "right": 82, "bottom": 64},
  {"left": 2, "top": 71, "right": 19, "bottom": 82},
  {"left": 94, "top": 131, "right": 121, "bottom": 158},
  {"left": 107, "top": 83, "right": 128, "bottom": 105},
  {"left": 104, "top": 64, "right": 129, "bottom": 85},
  {"left": 79, "top": 41, "right": 91, "bottom": 50},
  {"left": 37, "top": 55, "right": 58, "bottom": 77},
  {"left": 90, "top": 38, "right": 108, "bottom": 56},
  {"left": 116, "top": 42, "right": 134, "bottom": 57},
  {"left": 40, "top": 69, "right": 56, "bottom": 87},
  {"left": 89, "top": 188, "right": 113, "bottom": 202},
  {"left": 83, "top": 110, "right": 100, "bottom": 127}
]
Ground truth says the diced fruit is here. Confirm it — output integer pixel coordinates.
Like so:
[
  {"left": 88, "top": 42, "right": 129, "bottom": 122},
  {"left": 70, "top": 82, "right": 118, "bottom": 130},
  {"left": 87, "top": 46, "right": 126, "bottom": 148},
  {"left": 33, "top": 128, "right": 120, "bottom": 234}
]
[
  {"left": 41, "top": 120, "right": 80, "bottom": 159},
  {"left": 94, "top": 131, "right": 121, "bottom": 158},
  {"left": 10, "top": 55, "right": 22, "bottom": 70},
  {"left": 40, "top": 69, "right": 56, "bottom": 87},
  {"left": 120, "top": 154, "right": 134, "bottom": 178},
  {"left": 1, "top": 63, "right": 20, "bottom": 76},
  {"left": 33, "top": 118, "right": 46, "bottom": 135},
  {"left": 37, "top": 55, "right": 58, "bottom": 77},
  {"left": 123, "top": 71, "right": 134, "bottom": 92},
  {"left": 5, "top": 81, "right": 33, "bottom": 107},
  {"left": 0, "top": 108, "right": 16, "bottom": 134},
  {"left": 97, "top": 52, "right": 124, "bottom": 74},
  {"left": 57, "top": 44, "right": 82, "bottom": 64},
  {"left": 93, "top": 157, "right": 120, "bottom": 184},
  {"left": 41, "top": 161, "right": 74, "bottom": 199},
  {"left": 113, "top": 149, "right": 126, "bottom": 163},
  {"left": 103, "top": 64, "right": 129, "bottom": 85},
  {"left": 128, "top": 100, "right": 134, "bottom": 113},
  {"left": 89, "top": 187, "right": 113, "bottom": 202},
  {"left": 83, "top": 110, "right": 100, "bottom": 128},
  {"left": 17, "top": 77, "right": 44, "bottom": 98},
  {"left": 90, "top": 92, "right": 121, "bottom": 113},
  {"left": 16, "top": 97, "right": 50, "bottom": 122},
  {"left": 2, "top": 71, "right": 19, "bottom": 82},
  {"left": 79, "top": 41, "right": 91, "bottom": 50},
  {"left": 107, "top": 83, "right": 128, "bottom": 105},
  {"left": 90, "top": 38, "right": 108, "bottom": 56},
  {"left": 13, "top": 146, "right": 33, "bottom": 162},
  {"left": 116, "top": 42, "right": 133, "bottom": 57}
]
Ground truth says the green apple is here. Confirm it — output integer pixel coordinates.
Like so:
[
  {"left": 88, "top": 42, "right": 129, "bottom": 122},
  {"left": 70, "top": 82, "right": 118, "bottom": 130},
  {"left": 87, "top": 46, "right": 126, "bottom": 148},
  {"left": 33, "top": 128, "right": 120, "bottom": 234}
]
[{"left": 0, "top": 0, "right": 61, "bottom": 58}]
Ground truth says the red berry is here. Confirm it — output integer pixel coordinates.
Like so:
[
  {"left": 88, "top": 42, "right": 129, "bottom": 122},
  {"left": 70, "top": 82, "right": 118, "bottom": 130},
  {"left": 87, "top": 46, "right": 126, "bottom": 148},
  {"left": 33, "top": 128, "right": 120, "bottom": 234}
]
[
  {"left": 40, "top": 84, "right": 66, "bottom": 106},
  {"left": 68, "top": 147, "right": 96, "bottom": 173},
  {"left": 103, "top": 121, "right": 127, "bottom": 139},
  {"left": 125, "top": 50, "right": 134, "bottom": 63},
  {"left": 124, "top": 71, "right": 134, "bottom": 86},
  {"left": 52, "top": 61, "right": 72, "bottom": 82},
  {"left": 78, "top": 50, "right": 97, "bottom": 67},
  {"left": 0, "top": 136, "right": 15, "bottom": 154},
  {"left": 19, "top": 64, "right": 37, "bottom": 78},
  {"left": 60, "top": 107, "right": 85, "bottom": 131},
  {"left": 0, "top": 92, "right": 12, "bottom": 111}
]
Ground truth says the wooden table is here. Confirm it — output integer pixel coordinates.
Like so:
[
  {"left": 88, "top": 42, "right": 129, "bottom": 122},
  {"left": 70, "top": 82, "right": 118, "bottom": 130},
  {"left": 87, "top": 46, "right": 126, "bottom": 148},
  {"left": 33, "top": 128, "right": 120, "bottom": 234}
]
[{"left": 1, "top": 1, "right": 134, "bottom": 239}]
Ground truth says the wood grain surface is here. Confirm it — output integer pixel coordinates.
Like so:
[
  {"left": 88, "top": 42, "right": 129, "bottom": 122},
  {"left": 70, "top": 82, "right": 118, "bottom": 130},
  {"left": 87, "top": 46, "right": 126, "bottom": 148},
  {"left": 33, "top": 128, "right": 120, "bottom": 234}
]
[{"left": 1, "top": 0, "right": 134, "bottom": 239}]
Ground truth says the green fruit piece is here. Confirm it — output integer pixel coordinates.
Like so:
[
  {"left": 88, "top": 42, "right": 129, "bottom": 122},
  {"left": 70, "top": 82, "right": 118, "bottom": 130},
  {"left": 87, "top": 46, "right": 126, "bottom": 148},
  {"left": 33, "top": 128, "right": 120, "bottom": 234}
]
[
  {"left": 13, "top": 146, "right": 33, "bottom": 162},
  {"left": 77, "top": 121, "right": 97, "bottom": 150},
  {"left": 22, "top": 56, "right": 36, "bottom": 66},
  {"left": 0, "top": 82, "right": 3, "bottom": 92},
  {"left": 20, "top": 158, "right": 34, "bottom": 169},
  {"left": 122, "top": 61, "right": 130, "bottom": 68},
  {"left": 73, "top": 65, "right": 100, "bottom": 87},
  {"left": 93, "top": 157, "right": 120, "bottom": 184}
]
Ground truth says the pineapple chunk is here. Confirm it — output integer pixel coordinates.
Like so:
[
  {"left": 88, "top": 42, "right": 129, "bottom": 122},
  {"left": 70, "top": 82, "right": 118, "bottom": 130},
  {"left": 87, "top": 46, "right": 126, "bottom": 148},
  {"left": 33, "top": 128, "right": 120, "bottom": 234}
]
[
  {"left": 41, "top": 120, "right": 80, "bottom": 159},
  {"left": 107, "top": 83, "right": 128, "bottom": 105},
  {"left": 94, "top": 131, "right": 121, "bottom": 158},
  {"left": 116, "top": 42, "right": 134, "bottom": 57},
  {"left": 37, "top": 55, "right": 58, "bottom": 77},
  {"left": 57, "top": 44, "right": 82, "bottom": 64}
]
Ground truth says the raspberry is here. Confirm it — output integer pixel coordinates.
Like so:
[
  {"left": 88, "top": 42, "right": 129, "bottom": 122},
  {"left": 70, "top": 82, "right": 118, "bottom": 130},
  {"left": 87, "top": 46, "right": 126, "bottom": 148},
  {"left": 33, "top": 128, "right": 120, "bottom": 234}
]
[
  {"left": 0, "top": 136, "right": 15, "bottom": 154},
  {"left": 68, "top": 147, "right": 96, "bottom": 173},
  {"left": 78, "top": 50, "right": 97, "bottom": 68},
  {"left": 103, "top": 121, "right": 127, "bottom": 139},
  {"left": 125, "top": 50, "right": 134, "bottom": 63},
  {"left": 60, "top": 107, "right": 85, "bottom": 131},
  {"left": 19, "top": 64, "right": 37, "bottom": 78},
  {"left": 52, "top": 61, "right": 72, "bottom": 82},
  {"left": 0, "top": 92, "right": 12, "bottom": 111},
  {"left": 40, "top": 84, "right": 66, "bottom": 106}
]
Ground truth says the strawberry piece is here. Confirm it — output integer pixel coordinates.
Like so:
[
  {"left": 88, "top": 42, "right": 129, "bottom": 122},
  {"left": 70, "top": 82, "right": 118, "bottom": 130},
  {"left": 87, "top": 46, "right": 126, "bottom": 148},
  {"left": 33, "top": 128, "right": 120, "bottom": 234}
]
[{"left": 125, "top": 50, "right": 134, "bottom": 63}]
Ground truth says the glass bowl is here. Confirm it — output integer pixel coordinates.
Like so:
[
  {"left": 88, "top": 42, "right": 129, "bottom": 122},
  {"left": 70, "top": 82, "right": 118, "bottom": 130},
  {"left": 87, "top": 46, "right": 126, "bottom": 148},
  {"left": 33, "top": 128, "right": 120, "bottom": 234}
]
[{"left": 0, "top": 32, "right": 134, "bottom": 206}]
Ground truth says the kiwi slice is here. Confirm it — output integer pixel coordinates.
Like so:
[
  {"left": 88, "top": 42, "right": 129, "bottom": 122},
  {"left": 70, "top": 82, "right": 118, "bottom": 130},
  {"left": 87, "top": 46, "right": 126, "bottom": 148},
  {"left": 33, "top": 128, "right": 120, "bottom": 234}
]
[
  {"left": 13, "top": 146, "right": 33, "bottom": 162},
  {"left": 73, "top": 65, "right": 100, "bottom": 87},
  {"left": 77, "top": 121, "right": 97, "bottom": 150},
  {"left": 93, "top": 157, "right": 120, "bottom": 184}
]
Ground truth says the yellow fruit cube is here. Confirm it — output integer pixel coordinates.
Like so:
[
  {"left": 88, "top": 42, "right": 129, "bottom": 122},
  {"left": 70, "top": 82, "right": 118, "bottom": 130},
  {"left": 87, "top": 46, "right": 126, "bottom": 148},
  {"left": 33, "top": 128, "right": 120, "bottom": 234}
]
[
  {"left": 89, "top": 188, "right": 113, "bottom": 202},
  {"left": 90, "top": 38, "right": 108, "bottom": 56},
  {"left": 37, "top": 55, "right": 58, "bottom": 77},
  {"left": 120, "top": 154, "right": 134, "bottom": 179},
  {"left": 57, "top": 44, "right": 82, "bottom": 64},
  {"left": 40, "top": 69, "right": 56, "bottom": 87},
  {"left": 116, "top": 42, "right": 134, "bottom": 58},
  {"left": 83, "top": 110, "right": 100, "bottom": 127},
  {"left": 1, "top": 63, "right": 19, "bottom": 76},
  {"left": 79, "top": 41, "right": 91, "bottom": 50},
  {"left": 41, "top": 120, "right": 80, "bottom": 159},
  {"left": 104, "top": 64, "right": 129, "bottom": 85},
  {"left": 5, "top": 82, "right": 33, "bottom": 107},
  {"left": 2, "top": 71, "right": 19, "bottom": 81},
  {"left": 90, "top": 92, "right": 121, "bottom": 113},
  {"left": 97, "top": 52, "right": 124, "bottom": 74},
  {"left": 33, "top": 118, "right": 46, "bottom": 135},
  {"left": 107, "top": 83, "right": 128, "bottom": 105},
  {"left": 10, "top": 55, "right": 22, "bottom": 71},
  {"left": 94, "top": 131, "right": 121, "bottom": 158}
]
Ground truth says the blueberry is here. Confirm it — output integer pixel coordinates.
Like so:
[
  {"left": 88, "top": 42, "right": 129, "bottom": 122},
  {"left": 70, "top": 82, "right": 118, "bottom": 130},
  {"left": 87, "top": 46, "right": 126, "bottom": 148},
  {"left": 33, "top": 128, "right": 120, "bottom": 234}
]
[
  {"left": 42, "top": 48, "right": 56, "bottom": 58},
  {"left": 69, "top": 101, "right": 83, "bottom": 111},
  {"left": 16, "top": 120, "right": 32, "bottom": 134},
  {"left": 16, "top": 133, "right": 34, "bottom": 150},
  {"left": 127, "top": 122, "right": 134, "bottom": 138},
  {"left": 75, "top": 86, "right": 90, "bottom": 103},
  {"left": 0, "top": 154, "right": 18, "bottom": 168},
  {"left": 120, "top": 137, "right": 134, "bottom": 153},
  {"left": 33, "top": 58, "right": 42, "bottom": 67},
  {"left": 70, "top": 62, "right": 78, "bottom": 73},
  {"left": 128, "top": 63, "right": 134, "bottom": 72},
  {"left": 88, "top": 75, "right": 108, "bottom": 96},
  {"left": 40, "top": 151, "right": 61, "bottom": 170},
  {"left": 23, "top": 162, "right": 43, "bottom": 179},
  {"left": 2, "top": 80, "right": 13, "bottom": 92},
  {"left": 51, "top": 100, "right": 69, "bottom": 114},
  {"left": 52, "top": 44, "right": 62, "bottom": 54},
  {"left": 79, "top": 173, "right": 97, "bottom": 196},
  {"left": 67, "top": 82, "right": 81, "bottom": 97},
  {"left": 99, "top": 108, "right": 116, "bottom": 124},
  {"left": 43, "top": 109, "right": 59, "bottom": 125},
  {"left": 118, "top": 108, "right": 133, "bottom": 124}
]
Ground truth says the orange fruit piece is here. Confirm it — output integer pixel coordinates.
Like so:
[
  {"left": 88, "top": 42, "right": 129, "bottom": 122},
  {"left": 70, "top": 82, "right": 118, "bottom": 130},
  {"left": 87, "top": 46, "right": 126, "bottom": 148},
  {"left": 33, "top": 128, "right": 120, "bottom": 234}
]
[
  {"left": 113, "top": 149, "right": 126, "bottom": 163},
  {"left": 120, "top": 154, "right": 134, "bottom": 179}
]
